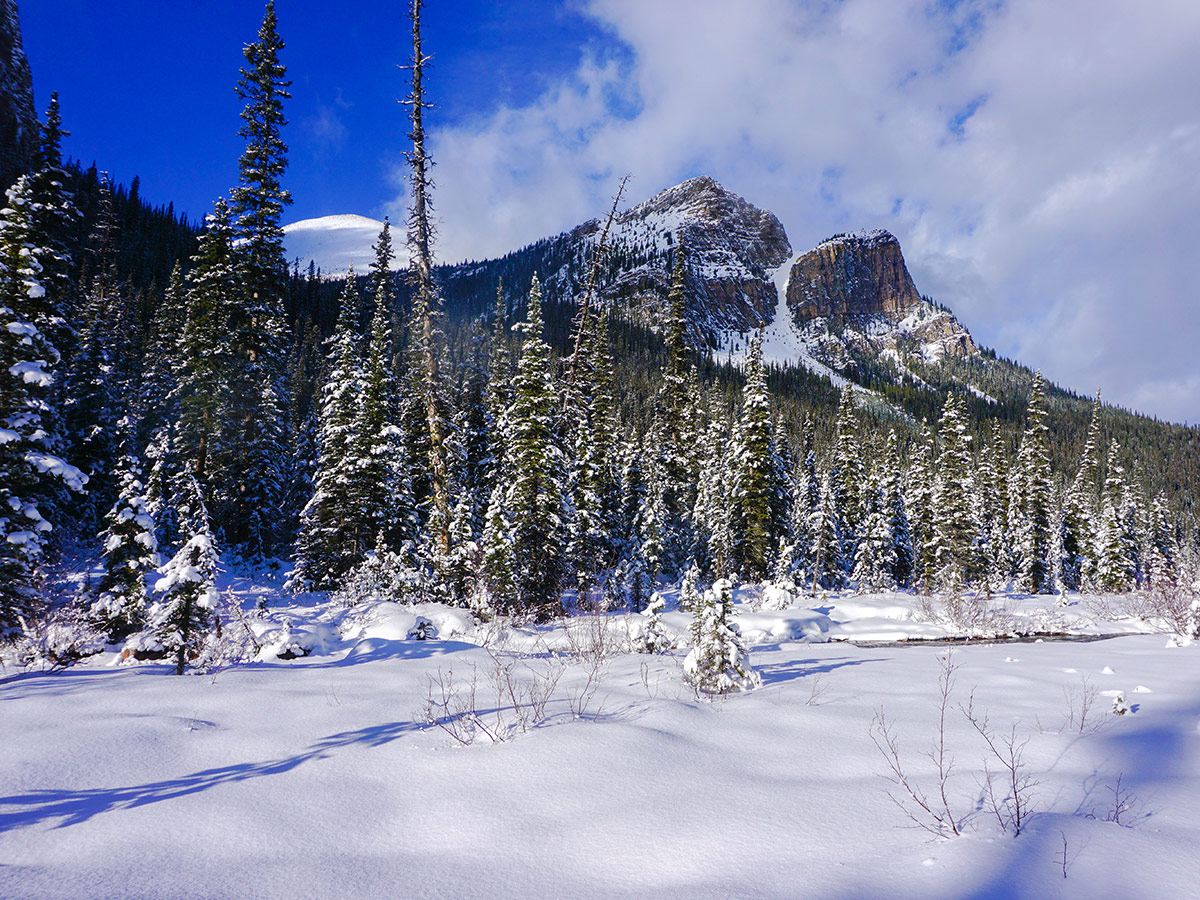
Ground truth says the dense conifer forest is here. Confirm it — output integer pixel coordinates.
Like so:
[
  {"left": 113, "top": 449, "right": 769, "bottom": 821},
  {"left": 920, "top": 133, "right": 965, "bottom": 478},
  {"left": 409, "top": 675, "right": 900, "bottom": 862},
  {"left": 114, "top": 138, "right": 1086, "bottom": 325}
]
[{"left": 3, "top": 0, "right": 1198, "bottom": 668}]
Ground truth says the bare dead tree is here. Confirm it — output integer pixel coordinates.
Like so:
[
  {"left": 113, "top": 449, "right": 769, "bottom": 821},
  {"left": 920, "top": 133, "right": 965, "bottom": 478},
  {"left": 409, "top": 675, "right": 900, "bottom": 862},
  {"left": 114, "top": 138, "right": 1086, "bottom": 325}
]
[{"left": 402, "top": 0, "right": 452, "bottom": 552}]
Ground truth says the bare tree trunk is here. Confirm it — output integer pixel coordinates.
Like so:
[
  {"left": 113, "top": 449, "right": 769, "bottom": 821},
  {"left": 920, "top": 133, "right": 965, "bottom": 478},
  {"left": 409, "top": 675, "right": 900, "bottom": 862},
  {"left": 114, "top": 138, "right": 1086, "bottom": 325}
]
[{"left": 403, "top": 0, "right": 451, "bottom": 552}]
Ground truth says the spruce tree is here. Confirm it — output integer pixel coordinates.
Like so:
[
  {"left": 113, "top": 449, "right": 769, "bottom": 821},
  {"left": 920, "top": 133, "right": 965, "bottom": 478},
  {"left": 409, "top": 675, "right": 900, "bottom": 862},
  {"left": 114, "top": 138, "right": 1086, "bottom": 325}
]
[
  {"left": 881, "top": 431, "right": 914, "bottom": 588},
  {"left": 905, "top": 423, "right": 936, "bottom": 590},
  {"left": 479, "top": 482, "right": 517, "bottom": 613},
  {"left": 1094, "top": 440, "right": 1136, "bottom": 593},
  {"left": 230, "top": 0, "right": 292, "bottom": 365},
  {"left": 731, "top": 334, "right": 775, "bottom": 580},
  {"left": 683, "top": 578, "right": 761, "bottom": 695},
  {"left": 91, "top": 455, "right": 158, "bottom": 641},
  {"left": 852, "top": 473, "right": 896, "bottom": 592},
  {"left": 27, "top": 93, "right": 78, "bottom": 357},
  {"left": 503, "top": 275, "right": 567, "bottom": 617},
  {"left": 930, "top": 392, "right": 977, "bottom": 590},
  {"left": 291, "top": 276, "right": 364, "bottom": 589},
  {"left": 141, "top": 262, "right": 188, "bottom": 440},
  {"left": 151, "top": 477, "right": 217, "bottom": 674},
  {"left": 810, "top": 472, "right": 844, "bottom": 591},
  {"left": 0, "top": 175, "right": 86, "bottom": 634},
  {"left": 175, "top": 200, "right": 238, "bottom": 489},
  {"left": 352, "top": 267, "right": 414, "bottom": 553},
  {"left": 830, "top": 385, "right": 865, "bottom": 550},
  {"left": 1014, "top": 374, "right": 1054, "bottom": 593}
]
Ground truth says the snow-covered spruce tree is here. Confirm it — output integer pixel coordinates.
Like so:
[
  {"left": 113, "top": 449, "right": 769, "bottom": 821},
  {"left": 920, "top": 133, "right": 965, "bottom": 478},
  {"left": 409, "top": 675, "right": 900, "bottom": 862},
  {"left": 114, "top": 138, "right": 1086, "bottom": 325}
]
[
  {"left": 1069, "top": 394, "right": 1103, "bottom": 588},
  {"left": 27, "top": 93, "right": 79, "bottom": 358},
  {"left": 789, "top": 418, "right": 819, "bottom": 578},
  {"left": 810, "top": 471, "right": 844, "bottom": 591},
  {"left": 230, "top": 0, "right": 291, "bottom": 372},
  {"left": 144, "top": 423, "right": 183, "bottom": 554},
  {"left": 62, "top": 179, "right": 122, "bottom": 524},
  {"left": 1143, "top": 495, "right": 1177, "bottom": 590},
  {"left": 852, "top": 473, "right": 896, "bottom": 592},
  {"left": 565, "top": 300, "right": 618, "bottom": 597},
  {"left": 731, "top": 334, "right": 775, "bottom": 581},
  {"left": 636, "top": 591, "right": 673, "bottom": 654},
  {"left": 881, "top": 431, "right": 914, "bottom": 588},
  {"left": 151, "top": 477, "right": 218, "bottom": 675},
  {"left": 1119, "top": 466, "right": 1148, "bottom": 589},
  {"left": 478, "top": 481, "right": 517, "bottom": 613},
  {"left": 830, "top": 385, "right": 865, "bottom": 552},
  {"left": 140, "top": 262, "right": 187, "bottom": 441},
  {"left": 905, "top": 423, "right": 936, "bottom": 590},
  {"left": 684, "top": 578, "right": 761, "bottom": 696},
  {"left": 930, "top": 392, "right": 977, "bottom": 590},
  {"left": 174, "top": 199, "right": 238, "bottom": 492},
  {"left": 0, "top": 174, "right": 87, "bottom": 636},
  {"left": 656, "top": 244, "right": 701, "bottom": 559},
  {"left": 351, "top": 257, "right": 415, "bottom": 554},
  {"left": 1094, "top": 440, "right": 1136, "bottom": 593},
  {"left": 695, "top": 403, "right": 735, "bottom": 579},
  {"left": 503, "top": 275, "right": 568, "bottom": 618},
  {"left": 91, "top": 455, "right": 158, "bottom": 641},
  {"left": 224, "top": 0, "right": 294, "bottom": 554},
  {"left": 1014, "top": 373, "right": 1054, "bottom": 593},
  {"left": 291, "top": 275, "right": 364, "bottom": 590},
  {"left": 977, "top": 421, "right": 1011, "bottom": 588}
]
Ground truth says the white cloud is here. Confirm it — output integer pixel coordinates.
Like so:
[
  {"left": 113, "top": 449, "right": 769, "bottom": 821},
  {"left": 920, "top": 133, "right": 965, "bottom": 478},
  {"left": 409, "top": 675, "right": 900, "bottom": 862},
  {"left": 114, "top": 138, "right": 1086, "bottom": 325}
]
[{"left": 415, "top": 0, "right": 1200, "bottom": 423}]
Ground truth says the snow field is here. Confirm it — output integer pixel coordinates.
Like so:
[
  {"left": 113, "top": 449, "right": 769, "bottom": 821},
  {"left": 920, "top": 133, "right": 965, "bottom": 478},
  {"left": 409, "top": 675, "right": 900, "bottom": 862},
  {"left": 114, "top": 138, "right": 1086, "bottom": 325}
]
[{"left": 2, "top": 581, "right": 1199, "bottom": 900}]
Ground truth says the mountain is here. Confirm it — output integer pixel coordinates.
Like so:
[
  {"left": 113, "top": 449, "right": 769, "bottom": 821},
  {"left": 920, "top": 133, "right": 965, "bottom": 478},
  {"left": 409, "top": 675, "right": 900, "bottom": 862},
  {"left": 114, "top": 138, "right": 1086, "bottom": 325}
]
[
  {"left": 283, "top": 214, "right": 402, "bottom": 276},
  {"left": 0, "top": 0, "right": 37, "bottom": 189}
]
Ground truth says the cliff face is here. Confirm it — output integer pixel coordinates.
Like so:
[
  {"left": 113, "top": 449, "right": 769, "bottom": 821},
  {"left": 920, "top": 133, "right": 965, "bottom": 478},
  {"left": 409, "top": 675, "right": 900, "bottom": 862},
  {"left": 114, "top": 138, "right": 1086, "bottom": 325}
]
[
  {"left": 782, "top": 229, "right": 976, "bottom": 361},
  {"left": 0, "top": 0, "right": 36, "bottom": 189},
  {"left": 786, "top": 230, "right": 921, "bottom": 323}
]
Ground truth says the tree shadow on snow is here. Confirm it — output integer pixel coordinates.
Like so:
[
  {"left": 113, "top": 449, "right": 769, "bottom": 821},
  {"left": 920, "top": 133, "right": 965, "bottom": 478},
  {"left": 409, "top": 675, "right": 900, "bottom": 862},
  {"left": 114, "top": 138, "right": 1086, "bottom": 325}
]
[
  {"left": 0, "top": 718, "right": 421, "bottom": 831},
  {"left": 755, "top": 655, "right": 885, "bottom": 688}
]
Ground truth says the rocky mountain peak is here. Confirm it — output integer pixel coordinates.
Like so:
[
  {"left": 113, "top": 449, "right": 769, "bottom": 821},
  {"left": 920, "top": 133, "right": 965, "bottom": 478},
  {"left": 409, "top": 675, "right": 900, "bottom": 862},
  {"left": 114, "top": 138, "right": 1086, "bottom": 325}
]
[
  {"left": 579, "top": 176, "right": 791, "bottom": 340},
  {"left": 0, "top": 0, "right": 36, "bottom": 189}
]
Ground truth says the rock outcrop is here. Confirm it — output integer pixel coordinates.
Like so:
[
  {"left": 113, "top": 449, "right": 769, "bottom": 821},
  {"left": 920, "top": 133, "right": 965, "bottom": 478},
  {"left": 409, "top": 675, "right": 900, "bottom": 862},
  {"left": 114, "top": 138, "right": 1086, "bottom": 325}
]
[
  {"left": 0, "top": 0, "right": 36, "bottom": 189},
  {"left": 786, "top": 230, "right": 921, "bottom": 323},
  {"left": 783, "top": 229, "right": 976, "bottom": 360}
]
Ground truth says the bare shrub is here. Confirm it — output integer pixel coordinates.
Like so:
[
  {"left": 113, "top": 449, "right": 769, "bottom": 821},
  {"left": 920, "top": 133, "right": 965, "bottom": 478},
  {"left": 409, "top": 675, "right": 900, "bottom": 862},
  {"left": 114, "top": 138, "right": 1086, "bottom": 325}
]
[
  {"left": 420, "top": 645, "right": 565, "bottom": 745},
  {"left": 1064, "top": 676, "right": 1105, "bottom": 735},
  {"left": 868, "top": 656, "right": 964, "bottom": 837},
  {"left": 962, "top": 694, "right": 1040, "bottom": 836}
]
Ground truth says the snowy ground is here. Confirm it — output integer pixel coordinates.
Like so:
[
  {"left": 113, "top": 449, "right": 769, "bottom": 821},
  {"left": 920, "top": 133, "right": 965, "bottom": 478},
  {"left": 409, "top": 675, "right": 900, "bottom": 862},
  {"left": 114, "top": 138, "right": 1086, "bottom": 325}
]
[{"left": 3, "top": 573, "right": 1199, "bottom": 900}]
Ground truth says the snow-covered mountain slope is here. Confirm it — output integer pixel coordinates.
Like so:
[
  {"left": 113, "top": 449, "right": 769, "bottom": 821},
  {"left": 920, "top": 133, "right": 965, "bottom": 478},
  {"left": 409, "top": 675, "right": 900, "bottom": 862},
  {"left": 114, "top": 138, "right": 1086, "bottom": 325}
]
[{"left": 282, "top": 214, "right": 402, "bottom": 276}]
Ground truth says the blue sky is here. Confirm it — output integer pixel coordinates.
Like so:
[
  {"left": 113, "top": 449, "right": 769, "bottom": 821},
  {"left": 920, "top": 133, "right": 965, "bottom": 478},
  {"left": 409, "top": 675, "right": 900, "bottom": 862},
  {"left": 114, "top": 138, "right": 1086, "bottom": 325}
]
[
  {"left": 22, "top": 0, "right": 619, "bottom": 224},
  {"left": 19, "top": 1, "right": 1200, "bottom": 424}
]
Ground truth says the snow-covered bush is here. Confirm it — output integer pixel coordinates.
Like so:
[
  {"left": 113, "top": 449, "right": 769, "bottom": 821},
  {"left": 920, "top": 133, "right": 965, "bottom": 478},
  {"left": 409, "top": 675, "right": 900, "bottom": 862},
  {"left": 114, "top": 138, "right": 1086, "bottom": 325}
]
[
  {"left": 333, "top": 542, "right": 429, "bottom": 607},
  {"left": 4, "top": 605, "right": 106, "bottom": 672},
  {"left": 684, "top": 578, "right": 761, "bottom": 695}
]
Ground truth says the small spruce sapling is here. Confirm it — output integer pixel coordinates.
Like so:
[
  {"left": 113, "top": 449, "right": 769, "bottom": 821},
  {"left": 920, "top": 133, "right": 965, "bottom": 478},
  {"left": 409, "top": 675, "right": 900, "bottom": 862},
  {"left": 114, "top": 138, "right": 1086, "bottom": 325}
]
[
  {"left": 637, "top": 591, "right": 673, "bottom": 654},
  {"left": 684, "top": 578, "right": 761, "bottom": 695}
]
